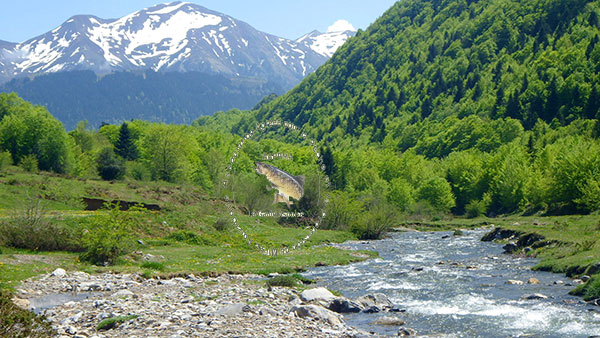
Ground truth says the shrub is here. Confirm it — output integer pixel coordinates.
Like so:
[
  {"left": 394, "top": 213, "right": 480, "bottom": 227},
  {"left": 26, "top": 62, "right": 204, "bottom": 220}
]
[
  {"left": 322, "top": 191, "right": 363, "bottom": 230},
  {"left": 416, "top": 176, "right": 455, "bottom": 213},
  {"left": 80, "top": 203, "right": 136, "bottom": 265},
  {"left": 465, "top": 194, "right": 491, "bottom": 218},
  {"left": 352, "top": 199, "right": 399, "bottom": 240},
  {"left": 0, "top": 151, "right": 12, "bottom": 171},
  {"left": 166, "top": 230, "right": 203, "bottom": 245},
  {"left": 265, "top": 274, "right": 314, "bottom": 287},
  {"left": 0, "top": 289, "right": 54, "bottom": 337},
  {"left": 19, "top": 154, "right": 38, "bottom": 173},
  {"left": 96, "top": 147, "right": 125, "bottom": 181},
  {"left": 0, "top": 196, "right": 82, "bottom": 252},
  {"left": 127, "top": 161, "right": 150, "bottom": 181},
  {"left": 212, "top": 218, "right": 230, "bottom": 232},
  {"left": 97, "top": 315, "right": 138, "bottom": 331}
]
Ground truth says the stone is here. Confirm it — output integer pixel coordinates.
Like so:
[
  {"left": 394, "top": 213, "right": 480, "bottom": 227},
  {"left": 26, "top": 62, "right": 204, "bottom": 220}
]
[
  {"left": 112, "top": 290, "right": 134, "bottom": 298},
  {"left": 11, "top": 297, "right": 30, "bottom": 310},
  {"left": 357, "top": 293, "right": 392, "bottom": 309},
  {"left": 290, "top": 305, "right": 343, "bottom": 325},
  {"left": 573, "top": 279, "right": 585, "bottom": 285},
  {"left": 398, "top": 327, "right": 417, "bottom": 336},
  {"left": 300, "top": 287, "right": 336, "bottom": 302},
  {"left": 581, "top": 275, "right": 591, "bottom": 282},
  {"left": 506, "top": 280, "right": 524, "bottom": 285},
  {"left": 372, "top": 316, "right": 405, "bottom": 326},
  {"left": 362, "top": 306, "right": 381, "bottom": 313},
  {"left": 527, "top": 278, "right": 540, "bottom": 284},
  {"left": 137, "top": 240, "right": 145, "bottom": 246},
  {"left": 586, "top": 262, "right": 600, "bottom": 275},
  {"left": 65, "top": 325, "right": 78, "bottom": 335},
  {"left": 79, "top": 282, "right": 103, "bottom": 291},
  {"left": 215, "top": 303, "right": 249, "bottom": 316},
  {"left": 389, "top": 306, "right": 406, "bottom": 313},
  {"left": 259, "top": 307, "right": 279, "bottom": 316},
  {"left": 327, "top": 297, "right": 363, "bottom": 313},
  {"left": 521, "top": 293, "right": 549, "bottom": 300},
  {"left": 52, "top": 268, "right": 67, "bottom": 277},
  {"left": 553, "top": 280, "right": 564, "bottom": 285},
  {"left": 503, "top": 243, "right": 519, "bottom": 254}
]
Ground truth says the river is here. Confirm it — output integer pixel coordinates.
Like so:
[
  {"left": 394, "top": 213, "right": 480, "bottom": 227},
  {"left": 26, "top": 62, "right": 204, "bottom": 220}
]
[{"left": 303, "top": 229, "right": 600, "bottom": 337}]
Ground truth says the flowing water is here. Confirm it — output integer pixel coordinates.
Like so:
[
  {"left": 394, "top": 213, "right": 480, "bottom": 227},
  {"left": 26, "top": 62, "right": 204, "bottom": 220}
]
[{"left": 304, "top": 229, "right": 600, "bottom": 338}]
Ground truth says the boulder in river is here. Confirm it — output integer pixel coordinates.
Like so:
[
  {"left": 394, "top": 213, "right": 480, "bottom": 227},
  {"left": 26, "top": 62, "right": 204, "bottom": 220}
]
[
  {"left": 506, "top": 280, "right": 524, "bottom": 285},
  {"left": 300, "top": 287, "right": 336, "bottom": 302},
  {"left": 521, "top": 293, "right": 549, "bottom": 300},
  {"left": 290, "top": 304, "right": 343, "bottom": 325},
  {"left": 527, "top": 278, "right": 540, "bottom": 284},
  {"left": 357, "top": 293, "right": 392, "bottom": 309},
  {"left": 503, "top": 243, "right": 519, "bottom": 254},
  {"left": 327, "top": 297, "right": 363, "bottom": 313},
  {"left": 372, "top": 316, "right": 405, "bottom": 326},
  {"left": 398, "top": 327, "right": 417, "bottom": 336}
]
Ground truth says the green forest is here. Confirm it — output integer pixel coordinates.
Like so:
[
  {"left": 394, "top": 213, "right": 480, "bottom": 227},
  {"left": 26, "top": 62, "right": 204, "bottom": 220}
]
[{"left": 1, "top": 0, "right": 600, "bottom": 227}]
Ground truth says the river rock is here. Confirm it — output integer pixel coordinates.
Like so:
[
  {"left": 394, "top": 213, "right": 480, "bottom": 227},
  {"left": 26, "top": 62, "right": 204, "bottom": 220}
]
[
  {"left": 300, "top": 287, "right": 336, "bottom": 302},
  {"left": 11, "top": 297, "right": 30, "bottom": 310},
  {"left": 112, "top": 290, "right": 134, "bottom": 298},
  {"left": 52, "top": 268, "right": 67, "bottom": 277},
  {"left": 79, "top": 282, "right": 103, "bottom": 291},
  {"left": 372, "top": 316, "right": 405, "bottom": 326},
  {"left": 506, "top": 280, "right": 524, "bottom": 285},
  {"left": 327, "top": 297, "right": 363, "bottom": 313},
  {"left": 581, "top": 275, "right": 591, "bottom": 282},
  {"left": 215, "top": 303, "right": 249, "bottom": 316},
  {"left": 527, "top": 278, "right": 540, "bottom": 284},
  {"left": 398, "top": 327, "right": 417, "bottom": 336},
  {"left": 357, "top": 293, "right": 392, "bottom": 309},
  {"left": 362, "top": 306, "right": 381, "bottom": 313},
  {"left": 503, "top": 243, "right": 519, "bottom": 254},
  {"left": 290, "top": 304, "right": 343, "bottom": 325},
  {"left": 573, "top": 279, "right": 585, "bottom": 285},
  {"left": 521, "top": 293, "right": 548, "bottom": 300}
]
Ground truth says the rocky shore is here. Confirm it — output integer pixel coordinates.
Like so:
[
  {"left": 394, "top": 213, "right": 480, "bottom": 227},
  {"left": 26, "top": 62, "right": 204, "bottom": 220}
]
[{"left": 12, "top": 270, "right": 411, "bottom": 338}]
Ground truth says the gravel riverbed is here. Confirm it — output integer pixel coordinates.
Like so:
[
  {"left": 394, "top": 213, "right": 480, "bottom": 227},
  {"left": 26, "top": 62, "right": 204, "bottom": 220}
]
[{"left": 13, "top": 270, "right": 376, "bottom": 338}]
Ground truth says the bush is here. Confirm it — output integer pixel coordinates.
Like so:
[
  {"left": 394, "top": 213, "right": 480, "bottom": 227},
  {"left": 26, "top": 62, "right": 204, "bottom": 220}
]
[
  {"left": 0, "top": 196, "right": 82, "bottom": 252},
  {"left": 265, "top": 274, "right": 314, "bottom": 287},
  {"left": 97, "top": 315, "right": 138, "bottom": 331},
  {"left": 465, "top": 194, "right": 491, "bottom": 218},
  {"left": 0, "top": 151, "right": 12, "bottom": 171},
  {"left": 212, "top": 218, "right": 230, "bottom": 232},
  {"left": 80, "top": 203, "right": 136, "bottom": 265},
  {"left": 19, "top": 154, "right": 38, "bottom": 173},
  {"left": 127, "top": 161, "right": 150, "bottom": 181},
  {"left": 352, "top": 199, "right": 399, "bottom": 240},
  {"left": 322, "top": 191, "right": 363, "bottom": 230},
  {"left": 96, "top": 147, "right": 125, "bottom": 181},
  {"left": 0, "top": 289, "right": 54, "bottom": 337}
]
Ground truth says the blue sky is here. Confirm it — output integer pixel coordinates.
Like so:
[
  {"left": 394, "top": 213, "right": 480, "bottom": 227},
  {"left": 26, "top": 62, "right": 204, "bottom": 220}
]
[{"left": 0, "top": 1, "right": 398, "bottom": 43}]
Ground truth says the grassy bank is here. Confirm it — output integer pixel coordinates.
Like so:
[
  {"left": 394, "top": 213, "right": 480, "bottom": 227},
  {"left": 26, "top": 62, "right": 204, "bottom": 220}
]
[{"left": 0, "top": 167, "right": 376, "bottom": 290}]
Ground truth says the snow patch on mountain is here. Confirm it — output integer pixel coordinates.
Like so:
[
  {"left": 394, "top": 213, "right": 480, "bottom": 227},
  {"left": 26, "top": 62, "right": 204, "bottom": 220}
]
[{"left": 296, "top": 20, "right": 356, "bottom": 57}]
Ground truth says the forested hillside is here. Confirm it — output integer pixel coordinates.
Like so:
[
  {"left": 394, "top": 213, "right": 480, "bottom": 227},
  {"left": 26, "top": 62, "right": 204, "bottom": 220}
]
[
  {"left": 252, "top": 0, "right": 600, "bottom": 144},
  {"left": 208, "top": 0, "right": 600, "bottom": 217}
]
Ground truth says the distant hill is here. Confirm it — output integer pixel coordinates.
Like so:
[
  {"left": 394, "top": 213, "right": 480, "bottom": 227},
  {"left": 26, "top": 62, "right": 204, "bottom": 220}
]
[
  {"left": 254, "top": 0, "right": 600, "bottom": 149},
  {"left": 1, "top": 70, "right": 282, "bottom": 129}
]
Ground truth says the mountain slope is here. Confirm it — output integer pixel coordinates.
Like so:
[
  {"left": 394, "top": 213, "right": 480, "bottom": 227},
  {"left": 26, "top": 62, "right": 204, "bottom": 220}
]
[
  {"left": 255, "top": 0, "right": 600, "bottom": 150},
  {"left": 0, "top": 2, "right": 333, "bottom": 89},
  {"left": 296, "top": 29, "right": 356, "bottom": 57}
]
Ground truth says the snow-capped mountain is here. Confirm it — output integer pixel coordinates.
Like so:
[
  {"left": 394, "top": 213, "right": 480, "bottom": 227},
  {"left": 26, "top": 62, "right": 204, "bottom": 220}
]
[
  {"left": 296, "top": 29, "right": 356, "bottom": 58},
  {"left": 0, "top": 2, "right": 353, "bottom": 88}
]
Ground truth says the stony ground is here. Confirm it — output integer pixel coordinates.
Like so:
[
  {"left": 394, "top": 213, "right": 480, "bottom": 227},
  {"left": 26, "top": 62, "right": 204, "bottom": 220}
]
[{"left": 13, "top": 270, "right": 380, "bottom": 338}]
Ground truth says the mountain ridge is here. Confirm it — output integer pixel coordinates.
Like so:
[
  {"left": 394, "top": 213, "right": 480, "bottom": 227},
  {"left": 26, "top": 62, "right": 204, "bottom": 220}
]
[{"left": 0, "top": 1, "right": 354, "bottom": 88}]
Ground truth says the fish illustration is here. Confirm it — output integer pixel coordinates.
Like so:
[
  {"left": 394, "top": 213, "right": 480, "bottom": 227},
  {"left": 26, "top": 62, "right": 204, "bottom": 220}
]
[{"left": 255, "top": 162, "right": 304, "bottom": 206}]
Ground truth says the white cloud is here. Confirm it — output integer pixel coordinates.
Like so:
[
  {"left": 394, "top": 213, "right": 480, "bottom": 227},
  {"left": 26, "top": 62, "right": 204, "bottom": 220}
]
[{"left": 327, "top": 19, "right": 356, "bottom": 33}]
